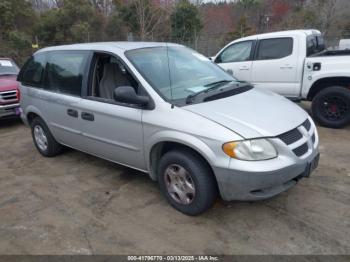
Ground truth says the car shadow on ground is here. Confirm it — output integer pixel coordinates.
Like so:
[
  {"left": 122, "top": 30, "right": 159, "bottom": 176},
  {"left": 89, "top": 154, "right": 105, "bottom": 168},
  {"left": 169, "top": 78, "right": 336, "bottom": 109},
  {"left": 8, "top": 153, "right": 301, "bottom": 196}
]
[{"left": 0, "top": 117, "right": 23, "bottom": 128}]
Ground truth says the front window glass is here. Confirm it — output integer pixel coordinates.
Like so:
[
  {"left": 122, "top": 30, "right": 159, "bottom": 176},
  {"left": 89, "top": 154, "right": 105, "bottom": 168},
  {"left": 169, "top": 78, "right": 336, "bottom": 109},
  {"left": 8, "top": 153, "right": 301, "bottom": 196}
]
[
  {"left": 126, "top": 46, "right": 236, "bottom": 101},
  {"left": 0, "top": 59, "right": 19, "bottom": 76},
  {"left": 218, "top": 41, "right": 253, "bottom": 63}
]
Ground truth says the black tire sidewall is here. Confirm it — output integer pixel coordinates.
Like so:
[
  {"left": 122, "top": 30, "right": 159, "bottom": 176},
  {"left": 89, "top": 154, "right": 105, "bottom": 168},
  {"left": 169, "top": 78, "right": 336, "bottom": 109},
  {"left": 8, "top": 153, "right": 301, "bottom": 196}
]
[
  {"left": 312, "top": 86, "right": 350, "bottom": 128},
  {"left": 158, "top": 149, "right": 217, "bottom": 216},
  {"left": 30, "top": 117, "right": 61, "bottom": 157}
]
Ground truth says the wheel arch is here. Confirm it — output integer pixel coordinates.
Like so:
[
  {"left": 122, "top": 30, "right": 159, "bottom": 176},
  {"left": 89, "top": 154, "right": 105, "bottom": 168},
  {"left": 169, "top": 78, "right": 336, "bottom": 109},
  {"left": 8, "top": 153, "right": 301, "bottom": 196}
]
[
  {"left": 147, "top": 134, "right": 218, "bottom": 182},
  {"left": 308, "top": 76, "right": 350, "bottom": 100},
  {"left": 24, "top": 105, "right": 45, "bottom": 125}
]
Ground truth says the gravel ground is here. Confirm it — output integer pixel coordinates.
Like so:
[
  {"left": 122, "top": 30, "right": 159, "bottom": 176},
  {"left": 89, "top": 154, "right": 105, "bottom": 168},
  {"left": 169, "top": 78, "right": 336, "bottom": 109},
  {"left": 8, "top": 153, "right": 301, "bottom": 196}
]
[{"left": 0, "top": 102, "right": 349, "bottom": 255}]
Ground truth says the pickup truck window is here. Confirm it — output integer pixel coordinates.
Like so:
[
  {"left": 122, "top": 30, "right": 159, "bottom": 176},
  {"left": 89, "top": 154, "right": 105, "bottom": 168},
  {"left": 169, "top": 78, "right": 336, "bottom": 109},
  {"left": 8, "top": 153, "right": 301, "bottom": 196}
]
[
  {"left": 0, "top": 59, "right": 19, "bottom": 76},
  {"left": 216, "top": 41, "right": 253, "bottom": 63},
  {"left": 256, "top": 38, "right": 293, "bottom": 60},
  {"left": 307, "top": 35, "right": 325, "bottom": 56}
]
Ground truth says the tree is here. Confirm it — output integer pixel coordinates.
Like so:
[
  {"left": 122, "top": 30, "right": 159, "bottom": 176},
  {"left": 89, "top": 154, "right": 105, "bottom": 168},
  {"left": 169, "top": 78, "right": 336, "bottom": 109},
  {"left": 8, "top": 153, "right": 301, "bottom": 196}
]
[
  {"left": 36, "top": 0, "right": 104, "bottom": 45},
  {"left": 0, "top": 0, "right": 36, "bottom": 38},
  {"left": 105, "top": 11, "right": 127, "bottom": 41},
  {"left": 237, "top": 0, "right": 260, "bottom": 14},
  {"left": 310, "top": 0, "right": 340, "bottom": 36},
  {"left": 119, "top": 0, "right": 169, "bottom": 41},
  {"left": 227, "top": 16, "right": 252, "bottom": 40},
  {"left": 170, "top": 0, "right": 202, "bottom": 44},
  {"left": 0, "top": 0, "right": 36, "bottom": 64}
]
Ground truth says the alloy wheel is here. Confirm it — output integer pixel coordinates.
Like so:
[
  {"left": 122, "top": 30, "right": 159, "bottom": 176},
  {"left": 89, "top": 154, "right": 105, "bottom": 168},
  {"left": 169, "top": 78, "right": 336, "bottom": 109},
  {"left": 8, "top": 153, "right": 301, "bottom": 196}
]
[
  {"left": 33, "top": 125, "right": 48, "bottom": 152},
  {"left": 164, "top": 164, "right": 196, "bottom": 205}
]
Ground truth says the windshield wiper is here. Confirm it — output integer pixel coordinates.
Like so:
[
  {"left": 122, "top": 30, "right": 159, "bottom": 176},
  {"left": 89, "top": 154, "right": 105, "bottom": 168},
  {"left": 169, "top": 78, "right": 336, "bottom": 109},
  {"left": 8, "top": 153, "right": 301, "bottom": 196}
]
[
  {"left": 204, "top": 80, "right": 232, "bottom": 87},
  {"left": 186, "top": 80, "right": 233, "bottom": 104}
]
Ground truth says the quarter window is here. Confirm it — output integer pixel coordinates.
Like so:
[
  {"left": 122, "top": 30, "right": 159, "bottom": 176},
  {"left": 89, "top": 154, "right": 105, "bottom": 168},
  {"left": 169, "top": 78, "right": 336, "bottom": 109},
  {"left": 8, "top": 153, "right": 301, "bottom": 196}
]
[
  {"left": 256, "top": 38, "right": 293, "bottom": 60},
  {"left": 46, "top": 51, "right": 89, "bottom": 96},
  {"left": 217, "top": 41, "right": 253, "bottom": 63},
  {"left": 18, "top": 54, "right": 46, "bottom": 87}
]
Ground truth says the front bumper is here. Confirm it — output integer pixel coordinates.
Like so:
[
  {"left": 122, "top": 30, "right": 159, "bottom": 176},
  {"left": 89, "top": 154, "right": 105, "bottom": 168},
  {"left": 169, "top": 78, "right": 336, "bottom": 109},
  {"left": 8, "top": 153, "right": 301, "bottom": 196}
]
[
  {"left": 213, "top": 138, "right": 319, "bottom": 201},
  {"left": 0, "top": 103, "right": 21, "bottom": 119}
]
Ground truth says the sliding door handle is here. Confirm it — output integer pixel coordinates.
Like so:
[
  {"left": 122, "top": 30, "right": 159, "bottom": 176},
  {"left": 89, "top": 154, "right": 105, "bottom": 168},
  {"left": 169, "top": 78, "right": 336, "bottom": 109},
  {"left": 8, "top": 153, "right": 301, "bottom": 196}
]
[
  {"left": 81, "top": 112, "right": 94, "bottom": 121},
  {"left": 67, "top": 109, "right": 78, "bottom": 118}
]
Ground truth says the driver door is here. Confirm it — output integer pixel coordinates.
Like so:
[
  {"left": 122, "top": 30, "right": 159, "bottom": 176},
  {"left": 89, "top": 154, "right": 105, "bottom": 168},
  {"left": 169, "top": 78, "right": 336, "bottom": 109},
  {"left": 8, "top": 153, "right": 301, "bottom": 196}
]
[{"left": 215, "top": 40, "right": 255, "bottom": 82}]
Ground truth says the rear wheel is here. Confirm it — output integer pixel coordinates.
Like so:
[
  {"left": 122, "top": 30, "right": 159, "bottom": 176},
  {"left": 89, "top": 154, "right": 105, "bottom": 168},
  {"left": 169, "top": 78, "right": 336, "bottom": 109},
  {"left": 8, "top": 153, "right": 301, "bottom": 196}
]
[
  {"left": 312, "top": 86, "right": 350, "bottom": 128},
  {"left": 158, "top": 149, "right": 218, "bottom": 216},
  {"left": 31, "top": 117, "right": 63, "bottom": 157}
]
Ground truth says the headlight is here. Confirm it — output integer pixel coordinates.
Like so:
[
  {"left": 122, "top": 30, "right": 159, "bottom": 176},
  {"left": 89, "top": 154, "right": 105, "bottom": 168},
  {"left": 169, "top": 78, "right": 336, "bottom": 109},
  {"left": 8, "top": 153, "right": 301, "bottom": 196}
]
[{"left": 223, "top": 139, "right": 277, "bottom": 161}]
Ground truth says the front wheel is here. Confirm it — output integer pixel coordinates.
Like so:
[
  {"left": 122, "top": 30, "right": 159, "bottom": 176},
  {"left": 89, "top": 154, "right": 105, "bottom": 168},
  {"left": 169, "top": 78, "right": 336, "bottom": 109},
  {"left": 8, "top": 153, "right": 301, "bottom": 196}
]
[
  {"left": 312, "top": 86, "right": 350, "bottom": 128},
  {"left": 158, "top": 149, "right": 218, "bottom": 216}
]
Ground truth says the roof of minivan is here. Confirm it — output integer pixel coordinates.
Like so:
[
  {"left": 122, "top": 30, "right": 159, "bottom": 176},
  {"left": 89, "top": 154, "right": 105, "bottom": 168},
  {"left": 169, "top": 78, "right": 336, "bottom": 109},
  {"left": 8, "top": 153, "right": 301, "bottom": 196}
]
[
  {"left": 235, "top": 29, "right": 321, "bottom": 42},
  {"left": 36, "top": 42, "right": 182, "bottom": 54}
]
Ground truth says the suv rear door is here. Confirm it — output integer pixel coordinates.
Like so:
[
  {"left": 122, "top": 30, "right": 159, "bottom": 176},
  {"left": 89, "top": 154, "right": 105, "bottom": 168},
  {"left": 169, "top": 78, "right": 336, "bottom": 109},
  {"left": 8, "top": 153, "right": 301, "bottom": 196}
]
[{"left": 250, "top": 36, "right": 299, "bottom": 96}]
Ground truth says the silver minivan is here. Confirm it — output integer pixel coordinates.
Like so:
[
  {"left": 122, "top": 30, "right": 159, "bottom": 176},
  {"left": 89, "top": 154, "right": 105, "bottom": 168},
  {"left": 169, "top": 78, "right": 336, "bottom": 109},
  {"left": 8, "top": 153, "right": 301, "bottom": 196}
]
[{"left": 18, "top": 42, "right": 320, "bottom": 215}]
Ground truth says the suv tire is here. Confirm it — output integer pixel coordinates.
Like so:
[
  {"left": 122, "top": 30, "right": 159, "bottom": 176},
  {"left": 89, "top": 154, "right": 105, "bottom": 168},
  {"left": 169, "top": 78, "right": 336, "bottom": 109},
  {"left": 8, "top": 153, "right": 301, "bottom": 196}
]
[
  {"left": 31, "top": 117, "right": 63, "bottom": 157},
  {"left": 312, "top": 86, "right": 350, "bottom": 128},
  {"left": 158, "top": 149, "right": 218, "bottom": 216}
]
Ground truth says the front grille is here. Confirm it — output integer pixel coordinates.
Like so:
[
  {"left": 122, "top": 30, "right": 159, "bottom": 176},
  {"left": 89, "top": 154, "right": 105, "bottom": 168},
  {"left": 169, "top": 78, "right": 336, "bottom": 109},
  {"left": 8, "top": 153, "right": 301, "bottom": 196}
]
[
  {"left": 278, "top": 118, "right": 317, "bottom": 158},
  {"left": 293, "top": 143, "right": 309, "bottom": 157},
  {"left": 302, "top": 119, "right": 311, "bottom": 131},
  {"left": 0, "top": 90, "right": 17, "bottom": 102},
  {"left": 278, "top": 128, "right": 303, "bottom": 145}
]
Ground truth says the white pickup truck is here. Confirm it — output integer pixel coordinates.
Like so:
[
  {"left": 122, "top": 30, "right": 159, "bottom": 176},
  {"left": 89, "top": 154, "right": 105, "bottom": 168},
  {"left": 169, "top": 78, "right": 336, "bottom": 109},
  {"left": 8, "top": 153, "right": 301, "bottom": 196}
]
[{"left": 213, "top": 29, "right": 350, "bottom": 128}]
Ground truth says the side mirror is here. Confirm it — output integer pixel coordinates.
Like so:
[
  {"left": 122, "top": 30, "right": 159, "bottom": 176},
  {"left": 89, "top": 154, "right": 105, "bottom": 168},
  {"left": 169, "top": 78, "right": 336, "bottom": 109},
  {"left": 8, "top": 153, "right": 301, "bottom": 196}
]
[
  {"left": 114, "top": 86, "right": 149, "bottom": 107},
  {"left": 226, "top": 69, "right": 234, "bottom": 76},
  {"left": 214, "top": 56, "right": 221, "bottom": 63}
]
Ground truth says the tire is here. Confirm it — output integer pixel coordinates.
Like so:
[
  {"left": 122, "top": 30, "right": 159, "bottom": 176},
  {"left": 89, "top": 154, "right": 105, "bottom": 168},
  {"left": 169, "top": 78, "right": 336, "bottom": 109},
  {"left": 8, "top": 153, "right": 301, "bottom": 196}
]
[
  {"left": 30, "top": 117, "right": 63, "bottom": 157},
  {"left": 312, "top": 86, "right": 350, "bottom": 128},
  {"left": 158, "top": 149, "right": 218, "bottom": 216}
]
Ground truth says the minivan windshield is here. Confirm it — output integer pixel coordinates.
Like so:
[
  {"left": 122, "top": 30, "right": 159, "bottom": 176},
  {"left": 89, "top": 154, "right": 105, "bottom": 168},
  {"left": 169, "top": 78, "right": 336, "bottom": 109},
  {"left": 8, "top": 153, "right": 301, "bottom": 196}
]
[
  {"left": 126, "top": 46, "right": 237, "bottom": 102},
  {"left": 0, "top": 59, "right": 19, "bottom": 76}
]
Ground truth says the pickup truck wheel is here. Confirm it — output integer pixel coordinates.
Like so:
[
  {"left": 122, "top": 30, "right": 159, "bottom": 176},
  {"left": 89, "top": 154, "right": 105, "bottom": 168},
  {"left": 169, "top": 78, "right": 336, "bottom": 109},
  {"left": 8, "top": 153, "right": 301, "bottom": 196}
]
[
  {"left": 158, "top": 149, "right": 218, "bottom": 216},
  {"left": 31, "top": 117, "right": 63, "bottom": 157},
  {"left": 312, "top": 86, "right": 350, "bottom": 128}
]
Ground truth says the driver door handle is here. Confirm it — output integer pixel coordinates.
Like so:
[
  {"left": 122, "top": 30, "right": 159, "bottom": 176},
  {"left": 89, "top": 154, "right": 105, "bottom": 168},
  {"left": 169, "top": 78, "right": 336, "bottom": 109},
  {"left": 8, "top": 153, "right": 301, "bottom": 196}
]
[
  {"left": 280, "top": 64, "right": 294, "bottom": 69},
  {"left": 81, "top": 112, "right": 94, "bottom": 121},
  {"left": 67, "top": 109, "right": 78, "bottom": 118}
]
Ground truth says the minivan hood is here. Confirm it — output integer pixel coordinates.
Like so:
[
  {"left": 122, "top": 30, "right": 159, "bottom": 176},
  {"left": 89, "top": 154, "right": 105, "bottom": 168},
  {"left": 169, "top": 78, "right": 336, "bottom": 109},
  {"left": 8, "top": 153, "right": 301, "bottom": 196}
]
[{"left": 184, "top": 88, "right": 308, "bottom": 139}]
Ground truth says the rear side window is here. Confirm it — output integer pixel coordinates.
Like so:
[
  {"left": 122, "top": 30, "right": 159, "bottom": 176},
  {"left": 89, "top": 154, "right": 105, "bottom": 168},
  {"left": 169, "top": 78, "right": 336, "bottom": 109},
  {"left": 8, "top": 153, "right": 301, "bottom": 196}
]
[
  {"left": 256, "top": 38, "right": 293, "bottom": 60},
  {"left": 307, "top": 35, "right": 325, "bottom": 56},
  {"left": 46, "top": 51, "right": 90, "bottom": 96},
  {"left": 18, "top": 54, "right": 46, "bottom": 87}
]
